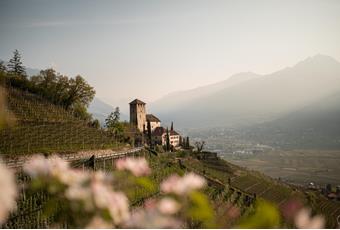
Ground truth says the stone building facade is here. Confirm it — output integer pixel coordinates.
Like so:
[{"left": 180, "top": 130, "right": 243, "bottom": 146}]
[
  {"left": 129, "top": 99, "right": 147, "bottom": 132},
  {"left": 129, "top": 98, "right": 181, "bottom": 147}
]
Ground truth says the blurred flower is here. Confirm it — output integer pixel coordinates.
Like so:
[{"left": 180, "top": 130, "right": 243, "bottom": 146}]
[
  {"left": 65, "top": 185, "right": 93, "bottom": 211},
  {"left": 0, "top": 162, "right": 18, "bottom": 225},
  {"left": 107, "top": 191, "right": 129, "bottom": 225},
  {"left": 281, "top": 198, "right": 303, "bottom": 222},
  {"left": 86, "top": 216, "right": 112, "bottom": 229},
  {"left": 225, "top": 203, "right": 240, "bottom": 220},
  {"left": 115, "top": 157, "right": 151, "bottom": 176},
  {"left": 294, "top": 208, "right": 325, "bottom": 229},
  {"left": 157, "top": 198, "right": 180, "bottom": 215},
  {"left": 23, "top": 155, "right": 50, "bottom": 178},
  {"left": 125, "top": 208, "right": 182, "bottom": 229},
  {"left": 90, "top": 173, "right": 129, "bottom": 225},
  {"left": 58, "top": 169, "right": 89, "bottom": 186},
  {"left": 161, "top": 173, "right": 206, "bottom": 195},
  {"left": 144, "top": 198, "right": 157, "bottom": 210}
]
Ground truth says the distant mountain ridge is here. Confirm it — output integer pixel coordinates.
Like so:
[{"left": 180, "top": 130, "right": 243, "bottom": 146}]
[
  {"left": 247, "top": 90, "right": 340, "bottom": 149},
  {"left": 88, "top": 98, "right": 128, "bottom": 125},
  {"left": 152, "top": 54, "right": 340, "bottom": 129},
  {"left": 150, "top": 72, "right": 260, "bottom": 112}
]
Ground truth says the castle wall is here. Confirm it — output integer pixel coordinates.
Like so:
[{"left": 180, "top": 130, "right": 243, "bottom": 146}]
[{"left": 130, "top": 103, "right": 146, "bottom": 132}]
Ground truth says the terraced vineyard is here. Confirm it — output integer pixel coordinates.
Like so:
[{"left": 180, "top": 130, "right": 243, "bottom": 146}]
[
  {"left": 181, "top": 155, "right": 340, "bottom": 228},
  {"left": 0, "top": 87, "right": 118, "bottom": 155},
  {"left": 309, "top": 193, "right": 340, "bottom": 228}
]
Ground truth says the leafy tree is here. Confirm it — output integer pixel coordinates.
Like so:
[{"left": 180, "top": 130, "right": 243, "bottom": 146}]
[
  {"left": 64, "top": 75, "right": 95, "bottom": 109},
  {"left": 7, "top": 49, "right": 26, "bottom": 77},
  {"left": 105, "top": 107, "right": 124, "bottom": 139},
  {"left": 195, "top": 141, "right": 206, "bottom": 152},
  {"left": 72, "top": 103, "right": 93, "bottom": 121},
  {"left": 182, "top": 137, "right": 186, "bottom": 147},
  {"left": 89, "top": 119, "right": 100, "bottom": 129}
]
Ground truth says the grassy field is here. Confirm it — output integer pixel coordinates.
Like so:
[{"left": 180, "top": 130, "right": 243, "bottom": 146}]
[{"left": 221, "top": 149, "right": 340, "bottom": 186}]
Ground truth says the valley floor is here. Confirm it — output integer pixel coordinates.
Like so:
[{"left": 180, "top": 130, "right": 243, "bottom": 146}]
[{"left": 221, "top": 149, "right": 340, "bottom": 186}]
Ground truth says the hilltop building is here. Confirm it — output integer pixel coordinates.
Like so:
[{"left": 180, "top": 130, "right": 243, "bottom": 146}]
[
  {"left": 152, "top": 126, "right": 180, "bottom": 146},
  {"left": 129, "top": 98, "right": 181, "bottom": 147}
]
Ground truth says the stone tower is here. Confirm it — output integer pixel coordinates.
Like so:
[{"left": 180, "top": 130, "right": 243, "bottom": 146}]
[{"left": 129, "top": 99, "right": 146, "bottom": 132}]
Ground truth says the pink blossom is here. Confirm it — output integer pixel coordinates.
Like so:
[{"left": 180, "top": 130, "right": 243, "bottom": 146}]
[
  {"left": 115, "top": 157, "right": 151, "bottom": 176},
  {"left": 124, "top": 208, "right": 182, "bottom": 228},
  {"left": 161, "top": 173, "right": 206, "bottom": 195},
  {"left": 144, "top": 198, "right": 157, "bottom": 210},
  {"left": 157, "top": 198, "right": 180, "bottom": 215},
  {"left": 281, "top": 198, "right": 303, "bottom": 221},
  {"left": 58, "top": 169, "right": 89, "bottom": 186},
  {"left": 294, "top": 208, "right": 325, "bottom": 229},
  {"left": 0, "top": 162, "right": 18, "bottom": 224},
  {"left": 91, "top": 180, "right": 129, "bottom": 225},
  {"left": 23, "top": 155, "right": 71, "bottom": 180},
  {"left": 225, "top": 203, "right": 240, "bottom": 220},
  {"left": 23, "top": 155, "right": 50, "bottom": 177},
  {"left": 107, "top": 191, "right": 129, "bottom": 225}
]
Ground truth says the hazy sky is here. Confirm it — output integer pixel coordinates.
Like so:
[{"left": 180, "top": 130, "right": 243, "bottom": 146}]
[{"left": 1, "top": 0, "right": 340, "bottom": 111}]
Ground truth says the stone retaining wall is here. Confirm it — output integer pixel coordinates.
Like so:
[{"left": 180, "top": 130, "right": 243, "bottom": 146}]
[{"left": 0, "top": 147, "right": 144, "bottom": 169}]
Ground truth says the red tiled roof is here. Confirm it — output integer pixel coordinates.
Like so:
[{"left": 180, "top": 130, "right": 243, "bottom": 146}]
[
  {"left": 152, "top": 127, "right": 166, "bottom": 136},
  {"left": 129, "top": 99, "right": 146, "bottom": 105},
  {"left": 146, "top": 114, "right": 161, "bottom": 122},
  {"left": 152, "top": 126, "right": 180, "bottom": 136}
]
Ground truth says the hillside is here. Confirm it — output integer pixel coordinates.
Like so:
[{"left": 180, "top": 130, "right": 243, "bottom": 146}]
[
  {"left": 153, "top": 55, "right": 340, "bottom": 129},
  {"left": 5, "top": 149, "right": 340, "bottom": 228},
  {"left": 0, "top": 86, "right": 118, "bottom": 155},
  {"left": 246, "top": 90, "right": 340, "bottom": 149},
  {"left": 179, "top": 153, "right": 340, "bottom": 228}
]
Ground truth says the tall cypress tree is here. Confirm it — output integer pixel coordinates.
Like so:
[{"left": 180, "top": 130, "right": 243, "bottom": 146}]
[
  {"left": 186, "top": 136, "right": 190, "bottom": 148},
  {"left": 147, "top": 120, "right": 152, "bottom": 146},
  {"left": 170, "top": 121, "right": 173, "bottom": 131},
  {"left": 166, "top": 127, "right": 170, "bottom": 151},
  {"left": 7, "top": 49, "right": 26, "bottom": 77}
]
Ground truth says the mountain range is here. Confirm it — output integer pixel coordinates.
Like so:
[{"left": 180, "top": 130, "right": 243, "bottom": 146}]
[{"left": 151, "top": 54, "right": 340, "bottom": 130}]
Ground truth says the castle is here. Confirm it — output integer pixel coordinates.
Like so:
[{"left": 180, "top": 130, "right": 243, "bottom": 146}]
[{"left": 129, "top": 99, "right": 181, "bottom": 147}]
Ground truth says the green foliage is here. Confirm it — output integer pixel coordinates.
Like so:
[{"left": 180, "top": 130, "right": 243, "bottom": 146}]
[
  {"left": 89, "top": 119, "right": 100, "bottom": 129},
  {"left": 0, "top": 61, "right": 6, "bottom": 73},
  {"left": 135, "top": 177, "right": 157, "bottom": 194},
  {"left": 105, "top": 107, "right": 125, "bottom": 140},
  {"left": 186, "top": 191, "right": 216, "bottom": 228},
  {"left": 0, "top": 87, "right": 119, "bottom": 154},
  {"left": 4, "top": 64, "right": 95, "bottom": 122},
  {"left": 237, "top": 200, "right": 281, "bottom": 228},
  {"left": 166, "top": 127, "right": 170, "bottom": 151},
  {"left": 7, "top": 49, "right": 26, "bottom": 77}
]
